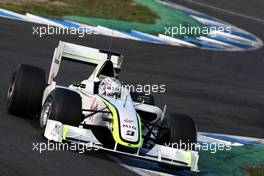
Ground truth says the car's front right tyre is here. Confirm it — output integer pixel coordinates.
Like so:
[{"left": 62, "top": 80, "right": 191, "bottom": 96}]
[
  {"left": 6, "top": 64, "right": 46, "bottom": 116},
  {"left": 157, "top": 113, "right": 197, "bottom": 151}
]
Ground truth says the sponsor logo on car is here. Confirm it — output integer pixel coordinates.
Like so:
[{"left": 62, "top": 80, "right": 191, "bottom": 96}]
[
  {"left": 126, "top": 130, "right": 135, "bottom": 136},
  {"left": 122, "top": 124, "right": 136, "bottom": 130},
  {"left": 124, "top": 118, "right": 134, "bottom": 124},
  {"left": 88, "top": 97, "right": 98, "bottom": 123},
  {"left": 137, "top": 96, "right": 150, "bottom": 103},
  {"left": 50, "top": 124, "right": 61, "bottom": 137}
]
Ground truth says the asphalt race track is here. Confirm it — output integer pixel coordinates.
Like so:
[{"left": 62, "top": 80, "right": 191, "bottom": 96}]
[
  {"left": 167, "top": 0, "right": 264, "bottom": 137},
  {"left": 0, "top": 0, "right": 264, "bottom": 175}
]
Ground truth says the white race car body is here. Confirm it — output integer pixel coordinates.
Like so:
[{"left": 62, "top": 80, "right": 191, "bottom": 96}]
[{"left": 42, "top": 41, "right": 199, "bottom": 172}]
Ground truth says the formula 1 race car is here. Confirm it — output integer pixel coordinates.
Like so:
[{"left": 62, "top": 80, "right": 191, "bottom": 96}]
[{"left": 6, "top": 41, "right": 199, "bottom": 172}]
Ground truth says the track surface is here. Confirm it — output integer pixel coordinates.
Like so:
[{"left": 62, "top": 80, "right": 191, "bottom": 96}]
[{"left": 0, "top": 0, "right": 264, "bottom": 175}]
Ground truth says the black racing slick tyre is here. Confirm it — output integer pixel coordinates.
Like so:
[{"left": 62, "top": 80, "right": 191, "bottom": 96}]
[
  {"left": 91, "top": 127, "right": 115, "bottom": 148},
  {"left": 39, "top": 88, "right": 82, "bottom": 129},
  {"left": 157, "top": 114, "right": 197, "bottom": 151},
  {"left": 6, "top": 64, "right": 46, "bottom": 116}
]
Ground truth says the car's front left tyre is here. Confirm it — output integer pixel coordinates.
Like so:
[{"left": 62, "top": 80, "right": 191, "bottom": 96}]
[{"left": 40, "top": 88, "right": 82, "bottom": 130}]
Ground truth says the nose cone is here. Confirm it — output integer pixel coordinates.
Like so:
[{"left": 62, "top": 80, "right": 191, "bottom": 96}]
[{"left": 106, "top": 98, "right": 142, "bottom": 147}]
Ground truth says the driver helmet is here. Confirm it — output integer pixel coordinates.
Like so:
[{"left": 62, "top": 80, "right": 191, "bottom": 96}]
[{"left": 99, "top": 77, "right": 121, "bottom": 98}]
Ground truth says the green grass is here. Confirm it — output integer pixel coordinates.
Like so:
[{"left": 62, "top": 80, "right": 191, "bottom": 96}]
[
  {"left": 198, "top": 146, "right": 264, "bottom": 176},
  {"left": 0, "top": 0, "right": 204, "bottom": 38},
  {"left": 65, "top": 0, "right": 204, "bottom": 37},
  {"left": 0, "top": 0, "right": 159, "bottom": 23}
]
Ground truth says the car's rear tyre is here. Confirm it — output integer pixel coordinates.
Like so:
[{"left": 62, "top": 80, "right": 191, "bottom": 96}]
[
  {"left": 6, "top": 64, "right": 46, "bottom": 116},
  {"left": 130, "top": 92, "right": 155, "bottom": 105},
  {"left": 39, "top": 88, "right": 82, "bottom": 130},
  {"left": 157, "top": 114, "right": 197, "bottom": 151}
]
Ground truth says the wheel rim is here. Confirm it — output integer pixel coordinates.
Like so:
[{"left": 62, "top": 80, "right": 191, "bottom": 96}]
[
  {"left": 6, "top": 75, "right": 16, "bottom": 105},
  {"left": 40, "top": 98, "right": 52, "bottom": 128}
]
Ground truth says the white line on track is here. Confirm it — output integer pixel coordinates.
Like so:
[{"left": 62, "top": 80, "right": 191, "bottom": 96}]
[{"left": 184, "top": 0, "right": 264, "bottom": 24}]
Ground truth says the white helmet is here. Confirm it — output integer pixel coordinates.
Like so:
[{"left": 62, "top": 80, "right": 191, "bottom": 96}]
[{"left": 99, "top": 77, "right": 121, "bottom": 98}]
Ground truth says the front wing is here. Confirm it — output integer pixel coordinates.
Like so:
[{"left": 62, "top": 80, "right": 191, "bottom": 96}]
[{"left": 45, "top": 119, "right": 199, "bottom": 172}]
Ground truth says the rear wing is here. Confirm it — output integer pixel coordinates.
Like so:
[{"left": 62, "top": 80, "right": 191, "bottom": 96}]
[{"left": 48, "top": 41, "right": 123, "bottom": 84}]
